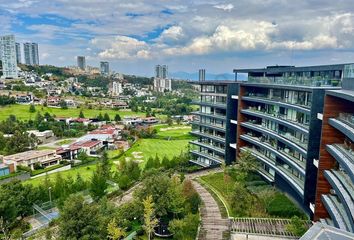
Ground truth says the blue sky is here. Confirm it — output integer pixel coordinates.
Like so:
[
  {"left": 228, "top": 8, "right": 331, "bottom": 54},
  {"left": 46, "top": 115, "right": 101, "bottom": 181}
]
[{"left": 1, "top": 0, "right": 354, "bottom": 77}]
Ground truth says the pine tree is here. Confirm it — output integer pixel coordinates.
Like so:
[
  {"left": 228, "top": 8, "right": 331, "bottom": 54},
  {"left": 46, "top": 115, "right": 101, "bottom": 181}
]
[{"left": 79, "top": 110, "right": 85, "bottom": 118}]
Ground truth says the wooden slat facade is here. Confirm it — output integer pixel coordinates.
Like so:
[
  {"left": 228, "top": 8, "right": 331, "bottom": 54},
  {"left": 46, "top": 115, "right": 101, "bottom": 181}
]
[{"left": 314, "top": 95, "right": 354, "bottom": 220}]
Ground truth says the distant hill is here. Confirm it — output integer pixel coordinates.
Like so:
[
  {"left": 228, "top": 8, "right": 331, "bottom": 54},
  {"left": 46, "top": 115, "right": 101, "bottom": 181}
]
[{"left": 170, "top": 71, "right": 247, "bottom": 81}]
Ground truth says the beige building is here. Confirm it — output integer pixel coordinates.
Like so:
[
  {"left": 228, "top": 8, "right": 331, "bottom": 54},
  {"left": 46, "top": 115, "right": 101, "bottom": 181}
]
[{"left": 3, "top": 150, "right": 62, "bottom": 171}]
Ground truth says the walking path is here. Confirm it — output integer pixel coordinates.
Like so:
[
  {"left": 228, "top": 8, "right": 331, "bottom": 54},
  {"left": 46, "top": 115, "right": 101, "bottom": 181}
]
[
  {"left": 112, "top": 168, "right": 223, "bottom": 207},
  {"left": 192, "top": 180, "right": 230, "bottom": 240}
]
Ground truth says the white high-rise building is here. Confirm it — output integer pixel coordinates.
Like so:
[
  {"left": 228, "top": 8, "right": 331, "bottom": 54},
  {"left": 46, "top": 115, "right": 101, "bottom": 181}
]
[
  {"left": 15, "top": 42, "right": 21, "bottom": 64},
  {"left": 154, "top": 64, "right": 171, "bottom": 92},
  {"left": 100, "top": 61, "right": 109, "bottom": 75},
  {"left": 0, "top": 35, "right": 18, "bottom": 78},
  {"left": 111, "top": 81, "right": 123, "bottom": 96},
  {"left": 24, "top": 42, "right": 39, "bottom": 65},
  {"left": 153, "top": 78, "right": 172, "bottom": 92}
]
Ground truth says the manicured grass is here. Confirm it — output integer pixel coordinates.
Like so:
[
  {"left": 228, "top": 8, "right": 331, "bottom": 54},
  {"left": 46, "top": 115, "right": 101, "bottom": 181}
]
[
  {"left": 155, "top": 125, "right": 194, "bottom": 140},
  {"left": 24, "top": 164, "right": 98, "bottom": 186},
  {"left": 0, "top": 104, "right": 149, "bottom": 121},
  {"left": 30, "top": 164, "right": 66, "bottom": 176},
  {"left": 120, "top": 138, "right": 189, "bottom": 164}
]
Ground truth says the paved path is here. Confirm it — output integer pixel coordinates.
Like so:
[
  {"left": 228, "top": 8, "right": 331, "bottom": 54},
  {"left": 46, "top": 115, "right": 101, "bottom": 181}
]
[{"left": 192, "top": 180, "right": 230, "bottom": 240}]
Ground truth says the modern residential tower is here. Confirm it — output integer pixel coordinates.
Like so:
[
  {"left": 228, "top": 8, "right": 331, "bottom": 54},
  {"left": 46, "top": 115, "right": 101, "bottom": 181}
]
[
  {"left": 15, "top": 42, "right": 21, "bottom": 64},
  {"left": 190, "top": 63, "right": 352, "bottom": 218},
  {"left": 100, "top": 61, "right": 109, "bottom": 75},
  {"left": 199, "top": 69, "right": 206, "bottom": 81},
  {"left": 24, "top": 42, "right": 39, "bottom": 65},
  {"left": 154, "top": 64, "right": 171, "bottom": 92},
  {"left": 314, "top": 69, "right": 354, "bottom": 232},
  {"left": 77, "top": 56, "right": 86, "bottom": 70},
  {"left": 0, "top": 35, "right": 18, "bottom": 78}
]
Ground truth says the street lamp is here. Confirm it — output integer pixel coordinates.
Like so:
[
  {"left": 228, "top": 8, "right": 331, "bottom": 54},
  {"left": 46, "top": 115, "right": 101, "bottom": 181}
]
[{"left": 48, "top": 187, "right": 52, "bottom": 203}]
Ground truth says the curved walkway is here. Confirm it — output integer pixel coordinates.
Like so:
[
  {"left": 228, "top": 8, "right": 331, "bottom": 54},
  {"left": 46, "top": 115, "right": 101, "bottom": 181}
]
[{"left": 192, "top": 180, "right": 230, "bottom": 240}]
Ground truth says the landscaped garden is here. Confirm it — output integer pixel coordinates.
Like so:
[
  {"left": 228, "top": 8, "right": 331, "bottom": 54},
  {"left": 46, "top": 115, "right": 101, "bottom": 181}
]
[{"left": 200, "top": 171, "right": 306, "bottom": 218}]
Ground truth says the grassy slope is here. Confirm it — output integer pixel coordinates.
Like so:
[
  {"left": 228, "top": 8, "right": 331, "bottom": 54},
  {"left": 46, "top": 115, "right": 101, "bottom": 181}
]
[
  {"left": 0, "top": 104, "right": 148, "bottom": 121},
  {"left": 200, "top": 172, "right": 305, "bottom": 218}
]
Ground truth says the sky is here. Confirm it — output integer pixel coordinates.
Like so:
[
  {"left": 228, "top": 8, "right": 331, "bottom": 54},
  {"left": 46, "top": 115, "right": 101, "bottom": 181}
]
[{"left": 1, "top": 0, "right": 354, "bottom": 77}]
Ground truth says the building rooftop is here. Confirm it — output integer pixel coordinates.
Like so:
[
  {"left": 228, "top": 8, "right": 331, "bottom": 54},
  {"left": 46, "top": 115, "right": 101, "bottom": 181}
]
[
  {"left": 4, "top": 150, "right": 56, "bottom": 162},
  {"left": 71, "top": 140, "right": 101, "bottom": 148},
  {"left": 233, "top": 63, "right": 351, "bottom": 73},
  {"left": 300, "top": 222, "right": 354, "bottom": 240}
]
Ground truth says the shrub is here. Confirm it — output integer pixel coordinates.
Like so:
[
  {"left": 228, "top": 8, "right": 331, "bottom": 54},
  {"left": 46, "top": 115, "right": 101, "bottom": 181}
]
[
  {"left": 266, "top": 193, "right": 304, "bottom": 218},
  {"left": 286, "top": 216, "right": 308, "bottom": 236}
]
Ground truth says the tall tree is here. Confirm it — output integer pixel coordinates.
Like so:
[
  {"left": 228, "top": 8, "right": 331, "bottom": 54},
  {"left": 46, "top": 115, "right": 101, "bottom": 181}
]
[
  {"left": 107, "top": 218, "right": 126, "bottom": 240},
  {"left": 114, "top": 114, "right": 121, "bottom": 122},
  {"left": 79, "top": 110, "right": 85, "bottom": 118},
  {"left": 29, "top": 104, "right": 36, "bottom": 113},
  {"left": 143, "top": 195, "right": 158, "bottom": 240}
]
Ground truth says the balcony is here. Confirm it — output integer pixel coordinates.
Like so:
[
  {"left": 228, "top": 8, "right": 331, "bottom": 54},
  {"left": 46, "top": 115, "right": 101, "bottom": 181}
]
[
  {"left": 191, "top": 121, "right": 226, "bottom": 132},
  {"left": 321, "top": 194, "right": 352, "bottom": 232},
  {"left": 240, "top": 121, "right": 308, "bottom": 155},
  {"left": 241, "top": 146, "right": 304, "bottom": 197},
  {"left": 189, "top": 159, "right": 211, "bottom": 168},
  {"left": 191, "top": 100, "right": 227, "bottom": 109},
  {"left": 190, "top": 140, "right": 225, "bottom": 155},
  {"left": 247, "top": 76, "right": 341, "bottom": 87},
  {"left": 191, "top": 111, "right": 226, "bottom": 121},
  {"left": 190, "top": 150, "right": 223, "bottom": 164},
  {"left": 241, "top": 108, "right": 309, "bottom": 135},
  {"left": 256, "top": 166, "right": 275, "bottom": 183},
  {"left": 324, "top": 170, "right": 354, "bottom": 230},
  {"left": 329, "top": 114, "right": 354, "bottom": 142},
  {"left": 190, "top": 131, "right": 225, "bottom": 143},
  {"left": 242, "top": 95, "right": 311, "bottom": 114},
  {"left": 326, "top": 144, "right": 354, "bottom": 183},
  {"left": 240, "top": 134, "right": 306, "bottom": 175}
]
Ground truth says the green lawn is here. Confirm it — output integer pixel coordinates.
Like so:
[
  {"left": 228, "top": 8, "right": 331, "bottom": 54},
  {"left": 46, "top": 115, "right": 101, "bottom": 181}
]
[
  {"left": 0, "top": 104, "right": 149, "bottom": 121},
  {"left": 24, "top": 164, "right": 98, "bottom": 186}
]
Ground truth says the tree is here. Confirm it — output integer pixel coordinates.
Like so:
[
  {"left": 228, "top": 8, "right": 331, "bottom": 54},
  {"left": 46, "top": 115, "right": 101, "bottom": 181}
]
[
  {"left": 166, "top": 116, "right": 173, "bottom": 126},
  {"left": 104, "top": 113, "right": 110, "bottom": 122},
  {"left": 107, "top": 218, "right": 126, "bottom": 240},
  {"left": 114, "top": 114, "right": 121, "bottom": 122},
  {"left": 169, "top": 214, "right": 199, "bottom": 240},
  {"left": 237, "top": 150, "right": 259, "bottom": 177},
  {"left": 29, "top": 104, "right": 36, "bottom": 113},
  {"left": 59, "top": 194, "right": 101, "bottom": 239},
  {"left": 286, "top": 216, "right": 307, "bottom": 236},
  {"left": 79, "top": 110, "right": 85, "bottom": 118},
  {"left": 90, "top": 165, "right": 108, "bottom": 200},
  {"left": 59, "top": 100, "right": 68, "bottom": 109},
  {"left": 143, "top": 195, "right": 158, "bottom": 240}
]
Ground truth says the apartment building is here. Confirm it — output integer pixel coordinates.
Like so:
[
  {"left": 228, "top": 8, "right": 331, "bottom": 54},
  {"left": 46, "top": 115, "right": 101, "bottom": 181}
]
[
  {"left": 190, "top": 81, "right": 239, "bottom": 167},
  {"left": 0, "top": 35, "right": 18, "bottom": 78},
  {"left": 314, "top": 75, "right": 354, "bottom": 232},
  {"left": 189, "top": 63, "right": 353, "bottom": 218}
]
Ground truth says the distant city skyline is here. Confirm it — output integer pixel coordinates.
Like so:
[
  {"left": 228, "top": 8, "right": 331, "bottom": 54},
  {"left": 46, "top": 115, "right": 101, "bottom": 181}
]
[{"left": 1, "top": 1, "right": 354, "bottom": 76}]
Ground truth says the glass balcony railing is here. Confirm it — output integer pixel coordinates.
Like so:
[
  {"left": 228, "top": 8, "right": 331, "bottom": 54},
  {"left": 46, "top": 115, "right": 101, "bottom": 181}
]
[
  {"left": 190, "top": 131, "right": 225, "bottom": 143},
  {"left": 190, "top": 140, "right": 225, "bottom": 155},
  {"left": 191, "top": 111, "right": 226, "bottom": 120},
  {"left": 248, "top": 76, "right": 341, "bottom": 87},
  {"left": 338, "top": 113, "right": 354, "bottom": 129},
  {"left": 242, "top": 108, "right": 309, "bottom": 132},
  {"left": 244, "top": 94, "right": 311, "bottom": 109},
  {"left": 242, "top": 121, "right": 308, "bottom": 151}
]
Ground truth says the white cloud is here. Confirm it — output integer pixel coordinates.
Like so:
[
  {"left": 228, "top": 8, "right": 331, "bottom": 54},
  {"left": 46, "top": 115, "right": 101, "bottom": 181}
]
[
  {"left": 214, "top": 3, "right": 234, "bottom": 11},
  {"left": 92, "top": 36, "right": 151, "bottom": 59}
]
